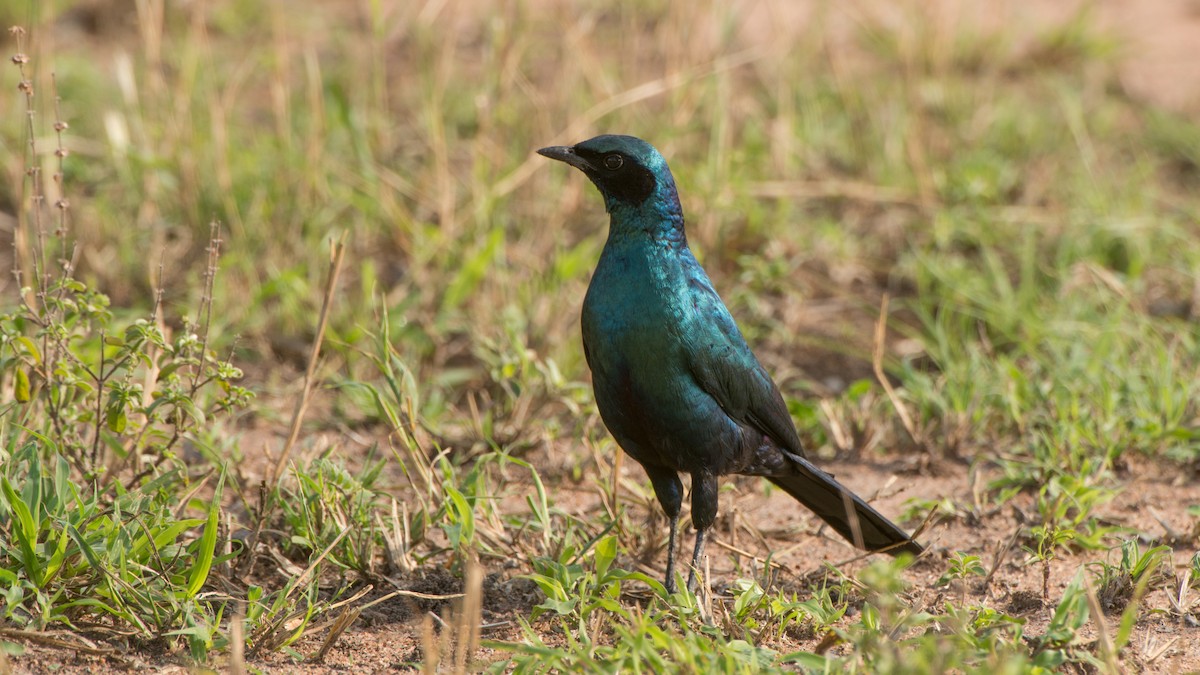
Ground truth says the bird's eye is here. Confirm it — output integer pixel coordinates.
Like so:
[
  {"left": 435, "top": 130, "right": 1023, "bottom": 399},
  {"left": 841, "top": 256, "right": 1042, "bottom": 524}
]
[{"left": 603, "top": 154, "right": 623, "bottom": 170}]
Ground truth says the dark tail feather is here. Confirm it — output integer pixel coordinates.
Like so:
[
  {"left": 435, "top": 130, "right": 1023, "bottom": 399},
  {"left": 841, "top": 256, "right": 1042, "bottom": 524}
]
[{"left": 768, "top": 458, "right": 922, "bottom": 557}]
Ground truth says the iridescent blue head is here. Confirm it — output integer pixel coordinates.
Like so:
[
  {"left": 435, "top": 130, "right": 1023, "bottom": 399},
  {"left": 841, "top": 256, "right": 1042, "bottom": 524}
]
[{"left": 538, "top": 135, "right": 682, "bottom": 223}]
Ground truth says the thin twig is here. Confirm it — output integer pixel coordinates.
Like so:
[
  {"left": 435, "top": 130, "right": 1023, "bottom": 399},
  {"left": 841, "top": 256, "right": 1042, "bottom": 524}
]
[
  {"left": 872, "top": 294, "right": 919, "bottom": 446},
  {"left": 270, "top": 233, "right": 347, "bottom": 486},
  {"left": 980, "top": 526, "right": 1021, "bottom": 595},
  {"left": 705, "top": 539, "right": 777, "bottom": 569},
  {"left": 1083, "top": 576, "right": 1121, "bottom": 674},
  {"left": 90, "top": 330, "right": 106, "bottom": 470},
  {"left": 190, "top": 222, "right": 223, "bottom": 395},
  {"left": 843, "top": 489, "right": 866, "bottom": 551},
  {"left": 314, "top": 605, "right": 361, "bottom": 663},
  {"left": 0, "top": 628, "right": 117, "bottom": 656}
]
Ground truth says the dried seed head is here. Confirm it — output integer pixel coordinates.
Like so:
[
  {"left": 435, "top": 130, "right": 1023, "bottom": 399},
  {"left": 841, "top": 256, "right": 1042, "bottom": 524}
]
[
  {"left": 55, "top": 199, "right": 69, "bottom": 210},
  {"left": 17, "top": 79, "right": 32, "bottom": 94},
  {"left": 54, "top": 120, "right": 68, "bottom": 131},
  {"left": 54, "top": 148, "right": 68, "bottom": 158},
  {"left": 12, "top": 53, "right": 28, "bottom": 64}
]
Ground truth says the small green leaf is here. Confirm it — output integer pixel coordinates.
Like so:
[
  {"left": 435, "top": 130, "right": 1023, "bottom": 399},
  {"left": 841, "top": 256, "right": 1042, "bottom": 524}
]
[
  {"left": 845, "top": 378, "right": 874, "bottom": 400},
  {"left": 43, "top": 526, "right": 71, "bottom": 586},
  {"left": 15, "top": 336, "right": 41, "bottom": 364},
  {"left": 157, "top": 362, "right": 184, "bottom": 381},
  {"left": 106, "top": 403, "right": 127, "bottom": 433},
  {"left": 594, "top": 535, "right": 616, "bottom": 580},
  {"left": 14, "top": 367, "right": 30, "bottom": 402}
]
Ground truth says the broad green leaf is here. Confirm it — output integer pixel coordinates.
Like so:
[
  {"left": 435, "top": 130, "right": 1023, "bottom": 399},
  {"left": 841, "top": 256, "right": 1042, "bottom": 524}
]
[{"left": 185, "top": 474, "right": 223, "bottom": 598}]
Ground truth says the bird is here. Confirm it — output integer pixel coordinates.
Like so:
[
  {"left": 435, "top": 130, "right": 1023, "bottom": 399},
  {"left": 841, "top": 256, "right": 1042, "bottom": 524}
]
[{"left": 537, "top": 134, "right": 923, "bottom": 594}]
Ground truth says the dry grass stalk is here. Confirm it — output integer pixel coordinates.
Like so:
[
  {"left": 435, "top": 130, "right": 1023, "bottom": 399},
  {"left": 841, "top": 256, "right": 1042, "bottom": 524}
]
[
  {"left": 314, "top": 605, "right": 362, "bottom": 662},
  {"left": 872, "top": 294, "right": 920, "bottom": 448},
  {"left": 271, "top": 232, "right": 348, "bottom": 486},
  {"left": 417, "top": 560, "right": 484, "bottom": 674},
  {"left": 229, "top": 613, "right": 246, "bottom": 675}
]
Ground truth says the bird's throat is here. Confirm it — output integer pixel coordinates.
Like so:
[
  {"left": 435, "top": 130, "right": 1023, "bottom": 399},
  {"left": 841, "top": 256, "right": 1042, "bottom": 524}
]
[{"left": 604, "top": 188, "right": 687, "bottom": 247}]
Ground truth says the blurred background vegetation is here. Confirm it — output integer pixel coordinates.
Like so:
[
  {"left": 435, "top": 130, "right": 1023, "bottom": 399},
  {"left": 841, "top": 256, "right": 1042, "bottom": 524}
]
[{"left": 2, "top": 0, "right": 1200, "bottom": 670}]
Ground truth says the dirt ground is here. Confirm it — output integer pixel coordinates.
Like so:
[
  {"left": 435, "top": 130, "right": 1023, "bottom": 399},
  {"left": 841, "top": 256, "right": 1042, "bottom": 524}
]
[
  {"left": 7, "top": 0, "right": 1200, "bottom": 672},
  {"left": 9, "top": 453, "right": 1200, "bottom": 673}
]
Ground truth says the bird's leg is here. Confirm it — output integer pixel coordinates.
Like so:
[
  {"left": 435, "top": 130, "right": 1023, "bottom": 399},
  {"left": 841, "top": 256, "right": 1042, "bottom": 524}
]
[
  {"left": 645, "top": 466, "right": 684, "bottom": 594},
  {"left": 685, "top": 526, "right": 708, "bottom": 593},
  {"left": 663, "top": 512, "right": 680, "bottom": 594},
  {"left": 686, "top": 472, "right": 719, "bottom": 593}
]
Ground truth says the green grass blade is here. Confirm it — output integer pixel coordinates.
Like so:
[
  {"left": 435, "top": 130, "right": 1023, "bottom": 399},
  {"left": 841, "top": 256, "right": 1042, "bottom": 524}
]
[
  {"left": 1, "top": 476, "right": 43, "bottom": 587},
  {"left": 184, "top": 474, "right": 224, "bottom": 598}
]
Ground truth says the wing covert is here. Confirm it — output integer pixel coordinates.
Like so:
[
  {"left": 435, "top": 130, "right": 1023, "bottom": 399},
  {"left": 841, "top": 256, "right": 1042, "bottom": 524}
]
[{"left": 683, "top": 286, "right": 806, "bottom": 458}]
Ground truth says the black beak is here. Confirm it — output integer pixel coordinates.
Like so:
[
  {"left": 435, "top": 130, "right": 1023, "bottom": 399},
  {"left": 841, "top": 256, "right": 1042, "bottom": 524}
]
[{"left": 537, "top": 145, "right": 594, "bottom": 172}]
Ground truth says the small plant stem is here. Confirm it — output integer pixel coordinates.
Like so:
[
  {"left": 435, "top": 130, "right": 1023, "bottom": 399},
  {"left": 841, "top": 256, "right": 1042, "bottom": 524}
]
[{"left": 270, "top": 232, "right": 347, "bottom": 487}]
